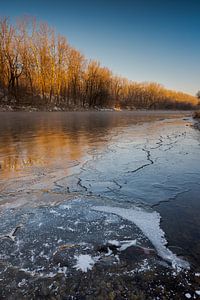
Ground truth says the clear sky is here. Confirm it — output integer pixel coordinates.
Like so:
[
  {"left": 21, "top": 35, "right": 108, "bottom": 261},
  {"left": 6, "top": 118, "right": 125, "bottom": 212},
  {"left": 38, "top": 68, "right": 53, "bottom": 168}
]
[{"left": 0, "top": 0, "right": 199, "bottom": 95}]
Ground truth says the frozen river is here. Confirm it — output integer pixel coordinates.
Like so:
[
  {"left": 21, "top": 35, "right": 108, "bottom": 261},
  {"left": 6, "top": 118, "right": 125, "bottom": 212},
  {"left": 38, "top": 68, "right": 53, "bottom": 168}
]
[{"left": 0, "top": 111, "right": 200, "bottom": 299}]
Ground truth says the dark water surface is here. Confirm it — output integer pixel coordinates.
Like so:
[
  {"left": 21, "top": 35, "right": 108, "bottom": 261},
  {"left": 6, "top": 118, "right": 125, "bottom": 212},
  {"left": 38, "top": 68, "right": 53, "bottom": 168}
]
[{"left": 0, "top": 111, "right": 200, "bottom": 299}]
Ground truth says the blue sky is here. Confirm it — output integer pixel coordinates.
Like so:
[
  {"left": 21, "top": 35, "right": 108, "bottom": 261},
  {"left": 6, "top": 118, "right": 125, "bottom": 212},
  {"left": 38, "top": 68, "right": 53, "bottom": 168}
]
[{"left": 0, "top": 0, "right": 199, "bottom": 95}]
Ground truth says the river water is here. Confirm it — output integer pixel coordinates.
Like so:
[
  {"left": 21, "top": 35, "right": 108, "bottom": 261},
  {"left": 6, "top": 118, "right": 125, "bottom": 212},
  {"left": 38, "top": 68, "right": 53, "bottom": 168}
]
[{"left": 0, "top": 111, "right": 200, "bottom": 299}]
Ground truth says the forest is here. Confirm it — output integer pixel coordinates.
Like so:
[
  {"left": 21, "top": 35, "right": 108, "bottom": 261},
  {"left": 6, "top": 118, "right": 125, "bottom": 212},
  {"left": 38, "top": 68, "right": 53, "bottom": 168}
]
[{"left": 0, "top": 17, "right": 198, "bottom": 110}]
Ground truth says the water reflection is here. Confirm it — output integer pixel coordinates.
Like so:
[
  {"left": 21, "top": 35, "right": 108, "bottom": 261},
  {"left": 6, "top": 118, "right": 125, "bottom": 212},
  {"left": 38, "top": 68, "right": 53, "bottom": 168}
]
[{"left": 0, "top": 111, "right": 188, "bottom": 179}]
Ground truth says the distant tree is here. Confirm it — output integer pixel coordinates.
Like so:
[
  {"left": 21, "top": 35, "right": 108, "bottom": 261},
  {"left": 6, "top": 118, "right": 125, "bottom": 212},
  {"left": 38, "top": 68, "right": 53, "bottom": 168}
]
[
  {"left": 0, "top": 16, "right": 199, "bottom": 110},
  {"left": 196, "top": 91, "right": 200, "bottom": 99}
]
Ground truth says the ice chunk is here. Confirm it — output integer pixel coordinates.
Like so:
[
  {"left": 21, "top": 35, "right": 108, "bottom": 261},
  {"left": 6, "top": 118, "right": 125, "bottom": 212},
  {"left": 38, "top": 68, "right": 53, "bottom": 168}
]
[
  {"left": 119, "top": 240, "right": 137, "bottom": 251},
  {"left": 108, "top": 240, "right": 121, "bottom": 247},
  {"left": 93, "top": 206, "right": 189, "bottom": 270},
  {"left": 195, "top": 291, "right": 200, "bottom": 296},
  {"left": 108, "top": 240, "right": 137, "bottom": 251}
]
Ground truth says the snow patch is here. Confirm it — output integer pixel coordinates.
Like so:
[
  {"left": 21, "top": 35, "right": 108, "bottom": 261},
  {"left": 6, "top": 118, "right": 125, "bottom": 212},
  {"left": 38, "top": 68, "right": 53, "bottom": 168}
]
[{"left": 93, "top": 206, "right": 189, "bottom": 270}]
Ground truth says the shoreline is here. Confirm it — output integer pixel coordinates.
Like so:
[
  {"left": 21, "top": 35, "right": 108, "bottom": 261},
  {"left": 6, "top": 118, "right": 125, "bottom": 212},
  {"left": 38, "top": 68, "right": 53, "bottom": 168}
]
[{"left": 0, "top": 104, "right": 195, "bottom": 114}]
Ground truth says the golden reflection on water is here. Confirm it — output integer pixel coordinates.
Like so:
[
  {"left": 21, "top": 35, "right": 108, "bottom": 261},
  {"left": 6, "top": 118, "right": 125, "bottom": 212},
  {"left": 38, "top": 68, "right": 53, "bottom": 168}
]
[
  {"left": 0, "top": 129, "right": 90, "bottom": 179},
  {"left": 0, "top": 121, "right": 94, "bottom": 179},
  {"left": 0, "top": 111, "right": 187, "bottom": 179}
]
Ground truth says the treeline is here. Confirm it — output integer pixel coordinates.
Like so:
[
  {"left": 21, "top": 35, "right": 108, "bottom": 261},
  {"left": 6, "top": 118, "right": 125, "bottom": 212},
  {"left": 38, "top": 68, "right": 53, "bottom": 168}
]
[{"left": 0, "top": 17, "right": 198, "bottom": 110}]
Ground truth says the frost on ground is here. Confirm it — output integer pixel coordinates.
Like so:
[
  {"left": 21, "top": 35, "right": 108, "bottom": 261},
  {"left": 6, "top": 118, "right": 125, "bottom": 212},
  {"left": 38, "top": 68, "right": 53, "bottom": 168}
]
[
  {"left": 72, "top": 238, "right": 137, "bottom": 273},
  {"left": 137, "top": 259, "right": 151, "bottom": 273},
  {"left": 93, "top": 205, "right": 190, "bottom": 270},
  {"left": 74, "top": 254, "right": 99, "bottom": 272}
]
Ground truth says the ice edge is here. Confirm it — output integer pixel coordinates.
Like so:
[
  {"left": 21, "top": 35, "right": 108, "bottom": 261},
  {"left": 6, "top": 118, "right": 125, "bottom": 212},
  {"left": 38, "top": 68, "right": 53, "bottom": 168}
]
[{"left": 92, "top": 205, "right": 190, "bottom": 271}]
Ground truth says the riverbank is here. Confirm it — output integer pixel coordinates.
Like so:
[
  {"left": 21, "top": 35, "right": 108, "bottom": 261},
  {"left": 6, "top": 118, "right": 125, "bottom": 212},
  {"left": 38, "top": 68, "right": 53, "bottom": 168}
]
[
  {"left": 0, "top": 103, "right": 197, "bottom": 115},
  {"left": 0, "top": 104, "right": 113, "bottom": 112},
  {"left": 0, "top": 103, "right": 132, "bottom": 112}
]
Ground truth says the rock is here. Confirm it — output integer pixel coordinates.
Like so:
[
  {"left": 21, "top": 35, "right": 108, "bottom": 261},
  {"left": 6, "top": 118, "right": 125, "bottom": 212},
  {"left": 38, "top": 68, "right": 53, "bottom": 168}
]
[
  {"left": 52, "top": 251, "right": 69, "bottom": 267},
  {"left": 96, "top": 243, "right": 119, "bottom": 255},
  {"left": 96, "top": 244, "right": 109, "bottom": 253}
]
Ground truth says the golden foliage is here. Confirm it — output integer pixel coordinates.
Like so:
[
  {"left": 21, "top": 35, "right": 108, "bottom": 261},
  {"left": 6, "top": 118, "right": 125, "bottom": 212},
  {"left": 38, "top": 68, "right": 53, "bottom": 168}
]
[{"left": 0, "top": 17, "right": 198, "bottom": 109}]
